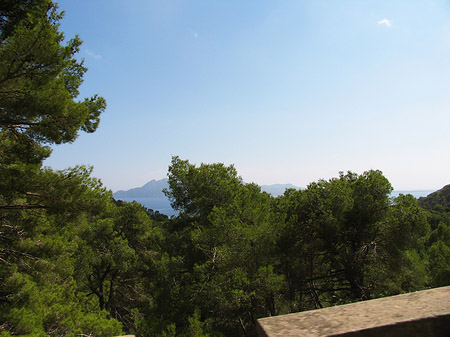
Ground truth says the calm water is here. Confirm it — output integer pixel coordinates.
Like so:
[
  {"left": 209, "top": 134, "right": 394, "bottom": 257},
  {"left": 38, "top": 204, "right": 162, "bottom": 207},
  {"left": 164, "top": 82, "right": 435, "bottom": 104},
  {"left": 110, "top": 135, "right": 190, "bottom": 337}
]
[
  {"left": 117, "top": 190, "right": 436, "bottom": 216},
  {"left": 390, "top": 190, "right": 435, "bottom": 199},
  {"left": 117, "top": 197, "right": 176, "bottom": 216}
]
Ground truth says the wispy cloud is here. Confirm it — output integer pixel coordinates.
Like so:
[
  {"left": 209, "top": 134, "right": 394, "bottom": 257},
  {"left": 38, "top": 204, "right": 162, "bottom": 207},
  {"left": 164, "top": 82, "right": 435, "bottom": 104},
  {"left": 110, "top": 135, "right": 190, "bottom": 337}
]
[
  {"left": 193, "top": 32, "right": 199, "bottom": 38},
  {"left": 85, "top": 49, "right": 102, "bottom": 60},
  {"left": 377, "top": 18, "right": 392, "bottom": 28}
]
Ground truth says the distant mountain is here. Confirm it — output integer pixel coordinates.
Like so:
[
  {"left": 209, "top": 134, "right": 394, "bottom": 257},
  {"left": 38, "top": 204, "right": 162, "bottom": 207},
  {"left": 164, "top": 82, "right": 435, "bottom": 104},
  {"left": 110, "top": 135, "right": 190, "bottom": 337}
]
[
  {"left": 113, "top": 179, "right": 301, "bottom": 215},
  {"left": 113, "top": 179, "right": 173, "bottom": 215},
  {"left": 113, "top": 178, "right": 441, "bottom": 216},
  {"left": 114, "top": 179, "right": 300, "bottom": 199},
  {"left": 261, "top": 187, "right": 437, "bottom": 199},
  {"left": 260, "top": 183, "right": 300, "bottom": 196},
  {"left": 114, "top": 178, "right": 169, "bottom": 199}
]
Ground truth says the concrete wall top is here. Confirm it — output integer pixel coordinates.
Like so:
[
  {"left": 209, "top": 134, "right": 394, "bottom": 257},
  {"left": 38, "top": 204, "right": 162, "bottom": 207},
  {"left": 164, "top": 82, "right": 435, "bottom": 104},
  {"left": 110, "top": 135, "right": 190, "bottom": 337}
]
[{"left": 257, "top": 286, "right": 450, "bottom": 337}]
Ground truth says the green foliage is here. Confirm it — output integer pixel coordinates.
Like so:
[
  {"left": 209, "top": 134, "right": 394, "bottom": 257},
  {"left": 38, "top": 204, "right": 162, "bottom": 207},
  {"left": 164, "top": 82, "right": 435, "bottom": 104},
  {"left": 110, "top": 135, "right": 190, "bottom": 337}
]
[
  {"left": 2, "top": 272, "right": 122, "bottom": 336},
  {"left": 272, "top": 170, "right": 434, "bottom": 312},
  {"left": 0, "top": 0, "right": 105, "bottom": 146},
  {"left": 0, "top": 167, "right": 128, "bottom": 335},
  {"left": 164, "top": 156, "right": 242, "bottom": 220},
  {"left": 362, "top": 194, "right": 430, "bottom": 296},
  {"left": 159, "top": 161, "right": 441, "bottom": 335},
  {"left": 0, "top": 1, "right": 118, "bottom": 335},
  {"left": 274, "top": 171, "right": 390, "bottom": 303},
  {"left": 429, "top": 240, "right": 450, "bottom": 286},
  {"left": 161, "top": 157, "right": 284, "bottom": 335},
  {"left": 428, "top": 223, "right": 450, "bottom": 286},
  {"left": 419, "top": 186, "right": 450, "bottom": 287},
  {"left": 419, "top": 185, "right": 450, "bottom": 214},
  {"left": 419, "top": 185, "right": 450, "bottom": 229},
  {"left": 1, "top": 149, "right": 444, "bottom": 336}
]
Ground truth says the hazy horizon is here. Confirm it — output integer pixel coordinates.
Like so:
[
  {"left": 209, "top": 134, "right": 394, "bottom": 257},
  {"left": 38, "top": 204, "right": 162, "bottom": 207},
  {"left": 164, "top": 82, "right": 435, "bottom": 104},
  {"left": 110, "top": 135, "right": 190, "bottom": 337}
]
[{"left": 113, "top": 177, "right": 439, "bottom": 196}]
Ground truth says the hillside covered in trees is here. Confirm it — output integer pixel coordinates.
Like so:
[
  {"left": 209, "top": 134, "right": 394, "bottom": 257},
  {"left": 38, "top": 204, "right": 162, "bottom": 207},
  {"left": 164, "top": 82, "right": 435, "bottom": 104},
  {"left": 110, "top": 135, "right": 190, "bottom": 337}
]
[{"left": 1, "top": 1, "right": 450, "bottom": 336}]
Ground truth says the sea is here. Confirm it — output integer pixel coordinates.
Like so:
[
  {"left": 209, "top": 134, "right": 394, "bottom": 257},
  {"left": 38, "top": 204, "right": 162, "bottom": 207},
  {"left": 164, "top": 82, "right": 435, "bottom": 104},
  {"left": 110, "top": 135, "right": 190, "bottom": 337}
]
[
  {"left": 390, "top": 190, "right": 435, "bottom": 199},
  {"left": 117, "top": 190, "right": 436, "bottom": 216},
  {"left": 117, "top": 197, "right": 176, "bottom": 216}
]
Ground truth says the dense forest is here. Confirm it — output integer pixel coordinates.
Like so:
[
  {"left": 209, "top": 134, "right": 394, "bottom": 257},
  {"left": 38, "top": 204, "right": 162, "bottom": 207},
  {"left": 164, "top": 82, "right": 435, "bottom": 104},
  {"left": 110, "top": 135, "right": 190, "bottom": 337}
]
[{"left": 1, "top": 1, "right": 450, "bottom": 336}]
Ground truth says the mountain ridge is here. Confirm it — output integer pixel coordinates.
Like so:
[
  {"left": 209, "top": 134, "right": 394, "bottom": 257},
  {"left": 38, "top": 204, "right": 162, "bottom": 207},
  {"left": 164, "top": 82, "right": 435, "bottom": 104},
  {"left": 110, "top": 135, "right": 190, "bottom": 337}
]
[
  {"left": 114, "top": 178, "right": 437, "bottom": 199},
  {"left": 113, "top": 178, "right": 301, "bottom": 199},
  {"left": 113, "top": 179, "right": 440, "bottom": 216},
  {"left": 114, "top": 178, "right": 168, "bottom": 198}
]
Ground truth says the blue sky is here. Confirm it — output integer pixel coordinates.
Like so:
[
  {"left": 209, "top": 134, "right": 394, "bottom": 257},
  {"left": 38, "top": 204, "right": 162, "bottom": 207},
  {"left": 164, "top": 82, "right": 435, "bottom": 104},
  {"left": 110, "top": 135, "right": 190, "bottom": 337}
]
[{"left": 45, "top": 0, "right": 450, "bottom": 191}]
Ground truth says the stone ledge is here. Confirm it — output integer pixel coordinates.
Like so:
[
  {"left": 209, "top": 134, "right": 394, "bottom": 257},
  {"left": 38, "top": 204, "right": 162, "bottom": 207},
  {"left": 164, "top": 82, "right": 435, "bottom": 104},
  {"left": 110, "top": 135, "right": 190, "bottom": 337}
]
[{"left": 257, "top": 286, "right": 450, "bottom": 337}]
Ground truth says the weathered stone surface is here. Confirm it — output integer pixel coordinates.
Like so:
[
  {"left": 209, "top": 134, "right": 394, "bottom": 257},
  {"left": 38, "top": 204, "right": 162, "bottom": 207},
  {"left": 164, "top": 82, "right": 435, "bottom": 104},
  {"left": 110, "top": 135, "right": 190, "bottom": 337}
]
[{"left": 257, "top": 286, "right": 450, "bottom": 337}]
